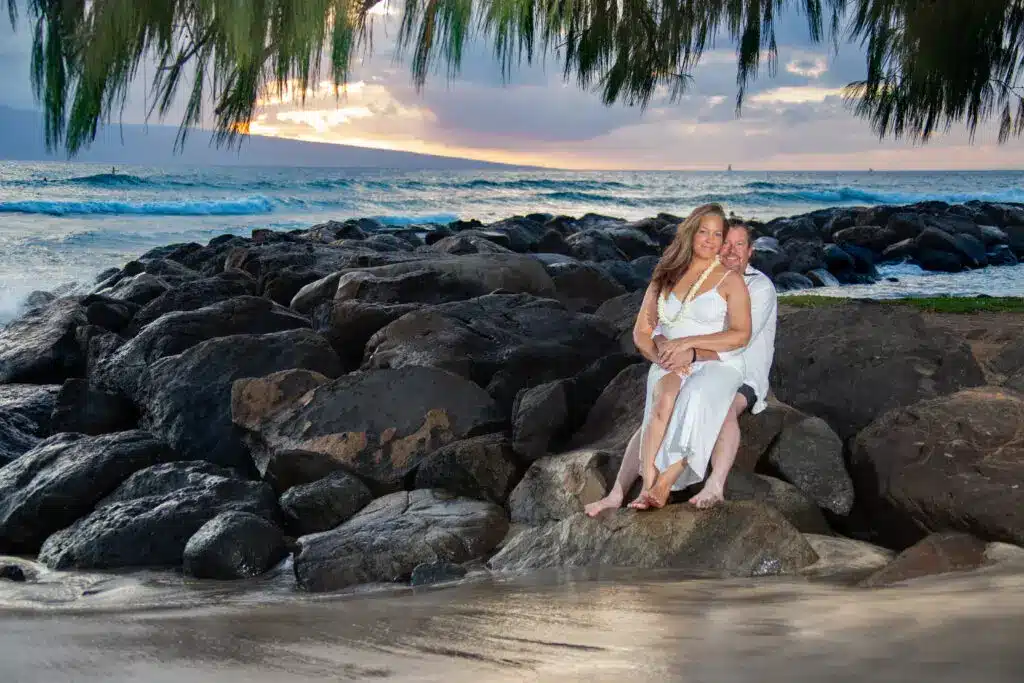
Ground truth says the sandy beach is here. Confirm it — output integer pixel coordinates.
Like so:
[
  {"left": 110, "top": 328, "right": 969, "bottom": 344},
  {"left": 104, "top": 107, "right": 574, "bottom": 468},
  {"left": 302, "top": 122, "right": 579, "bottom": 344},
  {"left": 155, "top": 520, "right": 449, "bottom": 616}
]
[{"left": 3, "top": 564, "right": 1024, "bottom": 683}]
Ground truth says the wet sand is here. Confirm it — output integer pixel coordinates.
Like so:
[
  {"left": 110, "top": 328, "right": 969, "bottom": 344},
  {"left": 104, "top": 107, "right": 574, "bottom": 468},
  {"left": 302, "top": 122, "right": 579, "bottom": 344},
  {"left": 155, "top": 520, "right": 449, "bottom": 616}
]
[{"left": 2, "top": 566, "right": 1022, "bottom": 683}]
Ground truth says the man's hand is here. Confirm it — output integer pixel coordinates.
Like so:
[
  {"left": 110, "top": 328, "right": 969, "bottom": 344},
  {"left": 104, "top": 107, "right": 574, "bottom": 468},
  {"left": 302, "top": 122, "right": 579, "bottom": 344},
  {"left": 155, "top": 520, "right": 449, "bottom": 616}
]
[{"left": 658, "top": 337, "right": 692, "bottom": 368}]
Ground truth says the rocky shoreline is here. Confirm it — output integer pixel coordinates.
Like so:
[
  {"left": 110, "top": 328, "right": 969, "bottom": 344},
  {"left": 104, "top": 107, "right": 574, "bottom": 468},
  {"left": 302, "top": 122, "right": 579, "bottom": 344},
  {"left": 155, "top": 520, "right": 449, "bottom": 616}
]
[{"left": 1, "top": 200, "right": 1023, "bottom": 594}]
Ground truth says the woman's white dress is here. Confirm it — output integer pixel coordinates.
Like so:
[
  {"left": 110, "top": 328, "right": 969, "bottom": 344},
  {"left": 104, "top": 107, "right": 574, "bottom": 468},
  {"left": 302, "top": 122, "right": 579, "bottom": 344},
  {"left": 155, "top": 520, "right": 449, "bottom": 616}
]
[{"left": 643, "top": 283, "right": 746, "bottom": 491}]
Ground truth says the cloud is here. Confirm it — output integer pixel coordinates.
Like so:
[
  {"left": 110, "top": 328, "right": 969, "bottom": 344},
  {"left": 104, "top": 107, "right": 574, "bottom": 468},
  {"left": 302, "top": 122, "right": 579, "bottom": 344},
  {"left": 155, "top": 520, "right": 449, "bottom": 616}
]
[
  {"left": 749, "top": 86, "right": 846, "bottom": 104},
  {"left": 785, "top": 54, "right": 829, "bottom": 79}
]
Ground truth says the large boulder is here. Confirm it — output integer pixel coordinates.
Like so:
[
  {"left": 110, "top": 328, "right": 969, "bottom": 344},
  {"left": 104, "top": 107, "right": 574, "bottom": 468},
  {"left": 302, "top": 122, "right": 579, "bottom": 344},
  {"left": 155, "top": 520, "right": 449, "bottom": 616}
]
[
  {"left": 916, "top": 249, "right": 963, "bottom": 272},
  {"left": 750, "top": 235, "right": 786, "bottom": 267},
  {"left": 511, "top": 354, "right": 639, "bottom": 461},
  {"left": 183, "top": 511, "right": 287, "bottom": 580},
  {"left": 991, "top": 337, "right": 1024, "bottom": 380},
  {"left": 834, "top": 225, "right": 901, "bottom": 252},
  {"left": 764, "top": 416, "right": 854, "bottom": 516},
  {"left": 293, "top": 489, "right": 509, "bottom": 592},
  {"left": 137, "top": 329, "right": 343, "bottom": 472},
  {"left": 732, "top": 398, "right": 806, "bottom": 472},
  {"left": 800, "top": 535, "right": 895, "bottom": 581},
  {"left": 508, "top": 451, "right": 829, "bottom": 535},
  {"left": 94, "top": 272, "right": 171, "bottom": 307},
  {"left": 886, "top": 212, "right": 927, "bottom": 240},
  {"left": 952, "top": 234, "right": 988, "bottom": 268},
  {"left": 38, "top": 461, "right": 278, "bottom": 570},
  {"left": 773, "top": 272, "right": 815, "bottom": 292},
  {"left": 770, "top": 217, "right": 819, "bottom": 242},
  {"left": 0, "top": 384, "right": 60, "bottom": 464},
  {"left": 290, "top": 253, "right": 556, "bottom": 314},
  {"left": 81, "top": 295, "right": 138, "bottom": 334},
  {"left": 483, "top": 217, "right": 548, "bottom": 252},
  {"left": 279, "top": 470, "right": 375, "bottom": 536},
  {"left": 130, "top": 272, "right": 258, "bottom": 330},
  {"left": 93, "top": 258, "right": 200, "bottom": 296},
  {"left": 849, "top": 386, "right": 1024, "bottom": 549},
  {"left": 413, "top": 433, "right": 521, "bottom": 506},
  {"left": 222, "top": 240, "right": 403, "bottom": 288},
  {"left": 565, "top": 229, "right": 628, "bottom": 262},
  {"left": 92, "top": 296, "right": 311, "bottom": 399},
  {"left": 720, "top": 473, "right": 832, "bottom": 535},
  {"left": 914, "top": 226, "right": 961, "bottom": 255},
  {"left": 594, "top": 290, "right": 645, "bottom": 354},
  {"left": 568, "top": 363, "right": 647, "bottom": 454},
  {"left": 427, "top": 232, "right": 513, "bottom": 255},
  {"left": 1002, "top": 224, "right": 1024, "bottom": 254},
  {"left": 507, "top": 450, "right": 611, "bottom": 525},
  {"left": 0, "top": 384, "right": 60, "bottom": 432},
  {"left": 988, "top": 244, "right": 1019, "bottom": 266},
  {"left": 363, "top": 294, "right": 618, "bottom": 413},
  {"left": 598, "top": 259, "right": 651, "bottom": 292},
  {"left": 0, "top": 298, "right": 87, "bottom": 384},
  {"left": 603, "top": 227, "right": 660, "bottom": 260},
  {"left": 233, "top": 366, "right": 504, "bottom": 491},
  {"left": 771, "top": 303, "right": 985, "bottom": 439},
  {"left": 511, "top": 380, "right": 571, "bottom": 462},
  {"left": 488, "top": 503, "right": 818, "bottom": 576},
  {"left": 333, "top": 268, "right": 492, "bottom": 306},
  {"left": 313, "top": 300, "right": 418, "bottom": 369},
  {"left": 0, "top": 413, "right": 39, "bottom": 466},
  {"left": 781, "top": 239, "right": 825, "bottom": 274},
  {"left": 49, "top": 379, "right": 136, "bottom": 435},
  {"left": 546, "top": 261, "right": 627, "bottom": 313},
  {"left": 0, "top": 431, "right": 176, "bottom": 554},
  {"left": 860, "top": 532, "right": 989, "bottom": 587}
]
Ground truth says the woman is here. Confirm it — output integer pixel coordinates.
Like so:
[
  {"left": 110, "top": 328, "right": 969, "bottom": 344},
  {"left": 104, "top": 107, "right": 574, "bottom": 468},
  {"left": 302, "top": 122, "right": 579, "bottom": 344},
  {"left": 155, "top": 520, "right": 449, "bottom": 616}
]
[{"left": 586, "top": 203, "right": 752, "bottom": 513}]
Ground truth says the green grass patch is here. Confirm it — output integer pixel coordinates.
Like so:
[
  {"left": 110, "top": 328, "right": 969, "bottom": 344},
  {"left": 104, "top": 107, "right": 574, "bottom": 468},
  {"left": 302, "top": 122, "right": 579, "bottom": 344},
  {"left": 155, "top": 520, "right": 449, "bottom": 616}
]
[{"left": 779, "top": 295, "right": 1024, "bottom": 314}]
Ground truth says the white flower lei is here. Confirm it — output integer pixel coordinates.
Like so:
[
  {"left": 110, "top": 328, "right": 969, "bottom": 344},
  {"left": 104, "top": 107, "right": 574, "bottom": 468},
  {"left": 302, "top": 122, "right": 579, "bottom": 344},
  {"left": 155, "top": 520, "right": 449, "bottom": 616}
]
[{"left": 656, "top": 256, "right": 722, "bottom": 325}]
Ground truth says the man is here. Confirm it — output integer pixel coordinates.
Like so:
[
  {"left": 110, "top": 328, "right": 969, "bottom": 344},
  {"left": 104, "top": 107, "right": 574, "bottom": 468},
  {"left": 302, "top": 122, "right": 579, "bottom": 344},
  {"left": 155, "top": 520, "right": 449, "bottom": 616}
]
[{"left": 585, "top": 222, "right": 778, "bottom": 516}]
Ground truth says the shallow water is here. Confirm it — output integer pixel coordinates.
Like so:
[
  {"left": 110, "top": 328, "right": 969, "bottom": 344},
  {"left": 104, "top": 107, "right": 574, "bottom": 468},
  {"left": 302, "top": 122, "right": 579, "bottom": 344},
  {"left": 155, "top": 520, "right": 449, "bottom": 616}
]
[
  {"left": 1, "top": 559, "right": 1022, "bottom": 682},
  {"left": 780, "top": 261, "right": 1024, "bottom": 299}
]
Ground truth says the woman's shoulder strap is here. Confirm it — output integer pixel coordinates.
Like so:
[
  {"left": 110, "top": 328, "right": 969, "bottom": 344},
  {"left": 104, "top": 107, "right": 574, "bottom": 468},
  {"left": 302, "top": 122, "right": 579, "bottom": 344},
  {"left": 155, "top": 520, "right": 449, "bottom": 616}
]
[{"left": 713, "top": 266, "right": 734, "bottom": 289}]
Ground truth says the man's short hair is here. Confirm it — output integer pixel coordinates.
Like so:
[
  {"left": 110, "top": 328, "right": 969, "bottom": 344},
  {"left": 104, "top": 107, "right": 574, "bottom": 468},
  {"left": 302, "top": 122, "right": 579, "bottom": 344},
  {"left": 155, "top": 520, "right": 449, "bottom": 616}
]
[{"left": 726, "top": 220, "right": 754, "bottom": 244}]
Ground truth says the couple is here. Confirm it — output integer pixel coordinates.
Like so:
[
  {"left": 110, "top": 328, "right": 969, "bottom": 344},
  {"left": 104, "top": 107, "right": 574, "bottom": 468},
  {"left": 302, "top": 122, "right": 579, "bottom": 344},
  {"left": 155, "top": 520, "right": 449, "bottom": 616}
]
[{"left": 586, "top": 203, "right": 778, "bottom": 515}]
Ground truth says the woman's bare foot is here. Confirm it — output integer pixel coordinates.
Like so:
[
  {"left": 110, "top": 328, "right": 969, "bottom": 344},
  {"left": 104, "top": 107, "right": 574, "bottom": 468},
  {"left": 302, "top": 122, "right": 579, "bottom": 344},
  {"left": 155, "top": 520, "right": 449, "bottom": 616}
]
[
  {"left": 628, "top": 465, "right": 659, "bottom": 510},
  {"left": 585, "top": 491, "right": 623, "bottom": 517},
  {"left": 627, "top": 490, "right": 655, "bottom": 510},
  {"left": 688, "top": 480, "right": 725, "bottom": 509},
  {"left": 644, "top": 475, "right": 676, "bottom": 509}
]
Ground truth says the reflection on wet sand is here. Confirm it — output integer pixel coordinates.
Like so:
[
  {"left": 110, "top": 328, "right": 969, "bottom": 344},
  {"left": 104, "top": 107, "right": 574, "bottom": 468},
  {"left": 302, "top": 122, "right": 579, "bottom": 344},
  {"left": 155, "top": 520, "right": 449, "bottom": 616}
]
[{"left": 1, "top": 564, "right": 1022, "bottom": 682}]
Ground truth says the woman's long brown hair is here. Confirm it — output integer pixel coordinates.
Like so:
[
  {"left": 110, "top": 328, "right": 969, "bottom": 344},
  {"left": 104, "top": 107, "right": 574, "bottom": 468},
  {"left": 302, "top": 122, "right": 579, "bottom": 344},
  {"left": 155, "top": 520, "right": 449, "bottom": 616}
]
[{"left": 650, "top": 203, "right": 727, "bottom": 298}]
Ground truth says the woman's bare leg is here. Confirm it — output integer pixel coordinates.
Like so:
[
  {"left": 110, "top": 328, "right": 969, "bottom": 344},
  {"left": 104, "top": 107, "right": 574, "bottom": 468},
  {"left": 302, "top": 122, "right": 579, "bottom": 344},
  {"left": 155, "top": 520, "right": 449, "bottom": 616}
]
[
  {"left": 628, "top": 373, "right": 682, "bottom": 509},
  {"left": 584, "top": 427, "right": 641, "bottom": 517},
  {"left": 645, "top": 457, "right": 689, "bottom": 508}
]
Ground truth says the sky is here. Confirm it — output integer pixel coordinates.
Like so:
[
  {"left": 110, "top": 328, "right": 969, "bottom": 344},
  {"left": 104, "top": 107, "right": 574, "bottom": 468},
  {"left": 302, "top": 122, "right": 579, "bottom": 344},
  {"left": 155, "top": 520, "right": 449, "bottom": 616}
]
[{"left": 1, "top": 5, "right": 1023, "bottom": 171}]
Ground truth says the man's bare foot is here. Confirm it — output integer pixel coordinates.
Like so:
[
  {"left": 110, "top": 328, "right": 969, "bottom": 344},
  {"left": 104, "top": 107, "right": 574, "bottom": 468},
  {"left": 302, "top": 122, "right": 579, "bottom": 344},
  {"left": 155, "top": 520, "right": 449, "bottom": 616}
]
[
  {"left": 585, "top": 492, "right": 623, "bottom": 517},
  {"left": 688, "top": 480, "right": 725, "bottom": 509}
]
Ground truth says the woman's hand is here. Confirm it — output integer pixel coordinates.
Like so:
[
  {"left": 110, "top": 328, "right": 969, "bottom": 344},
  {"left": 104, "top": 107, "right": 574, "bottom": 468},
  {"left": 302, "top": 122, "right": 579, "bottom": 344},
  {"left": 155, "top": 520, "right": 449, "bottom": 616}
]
[{"left": 658, "top": 338, "right": 693, "bottom": 373}]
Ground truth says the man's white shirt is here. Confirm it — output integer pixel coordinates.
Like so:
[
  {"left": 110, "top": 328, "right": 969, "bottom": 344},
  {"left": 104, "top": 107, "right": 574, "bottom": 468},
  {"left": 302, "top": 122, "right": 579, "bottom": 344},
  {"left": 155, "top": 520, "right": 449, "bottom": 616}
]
[{"left": 736, "top": 267, "right": 777, "bottom": 414}]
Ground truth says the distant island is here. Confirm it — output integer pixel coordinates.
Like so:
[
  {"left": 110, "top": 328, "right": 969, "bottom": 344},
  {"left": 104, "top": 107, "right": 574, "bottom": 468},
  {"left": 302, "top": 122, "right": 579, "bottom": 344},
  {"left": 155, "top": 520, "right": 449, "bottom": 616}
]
[{"left": 0, "top": 106, "right": 537, "bottom": 171}]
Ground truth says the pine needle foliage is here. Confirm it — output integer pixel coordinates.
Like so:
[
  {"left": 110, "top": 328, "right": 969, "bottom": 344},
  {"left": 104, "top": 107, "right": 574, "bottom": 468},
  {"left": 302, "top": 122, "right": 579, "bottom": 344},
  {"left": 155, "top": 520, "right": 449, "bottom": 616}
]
[{"left": 8, "top": 0, "right": 1024, "bottom": 155}]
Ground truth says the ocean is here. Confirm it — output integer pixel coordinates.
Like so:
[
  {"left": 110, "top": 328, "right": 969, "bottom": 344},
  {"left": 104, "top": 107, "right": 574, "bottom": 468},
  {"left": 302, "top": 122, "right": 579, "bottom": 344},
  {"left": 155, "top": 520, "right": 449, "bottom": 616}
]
[{"left": 2, "top": 161, "right": 1023, "bottom": 322}]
